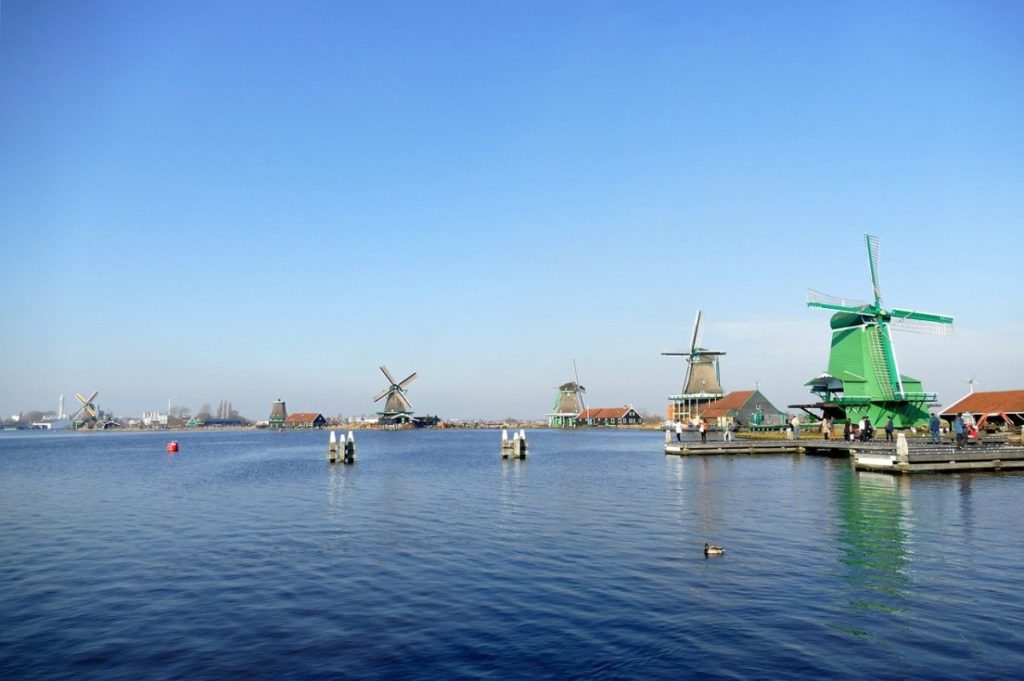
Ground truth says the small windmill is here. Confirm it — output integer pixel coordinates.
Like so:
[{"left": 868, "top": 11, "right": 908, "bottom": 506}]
[
  {"left": 70, "top": 391, "right": 100, "bottom": 428},
  {"left": 547, "top": 360, "right": 586, "bottom": 428},
  {"left": 373, "top": 365, "right": 418, "bottom": 424},
  {"left": 805, "top": 234, "right": 953, "bottom": 427},
  {"left": 662, "top": 311, "right": 725, "bottom": 422}
]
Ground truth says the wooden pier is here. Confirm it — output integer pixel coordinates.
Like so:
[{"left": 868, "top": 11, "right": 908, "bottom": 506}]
[{"left": 665, "top": 433, "right": 1024, "bottom": 474}]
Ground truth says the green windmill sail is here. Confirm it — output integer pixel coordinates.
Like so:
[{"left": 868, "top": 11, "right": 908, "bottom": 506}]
[{"left": 805, "top": 234, "right": 953, "bottom": 428}]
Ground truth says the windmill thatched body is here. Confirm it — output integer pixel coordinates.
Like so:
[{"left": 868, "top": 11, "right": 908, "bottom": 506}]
[{"left": 805, "top": 234, "right": 953, "bottom": 427}]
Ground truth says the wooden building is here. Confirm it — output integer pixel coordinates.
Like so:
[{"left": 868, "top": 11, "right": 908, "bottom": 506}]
[
  {"left": 282, "top": 412, "right": 327, "bottom": 429},
  {"left": 697, "top": 389, "right": 786, "bottom": 428},
  {"left": 577, "top": 406, "right": 644, "bottom": 427},
  {"left": 942, "top": 390, "right": 1024, "bottom": 429}
]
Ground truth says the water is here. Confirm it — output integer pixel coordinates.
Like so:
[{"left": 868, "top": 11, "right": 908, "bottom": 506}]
[{"left": 1, "top": 428, "right": 1022, "bottom": 680}]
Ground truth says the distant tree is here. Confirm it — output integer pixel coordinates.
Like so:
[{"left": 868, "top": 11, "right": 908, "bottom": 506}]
[
  {"left": 169, "top": 405, "right": 191, "bottom": 420},
  {"left": 198, "top": 403, "right": 212, "bottom": 420}
]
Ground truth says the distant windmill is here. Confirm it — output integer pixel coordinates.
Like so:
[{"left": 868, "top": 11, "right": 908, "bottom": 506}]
[
  {"left": 547, "top": 360, "right": 587, "bottom": 428},
  {"left": 70, "top": 391, "right": 99, "bottom": 428},
  {"left": 662, "top": 311, "right": 725, "bottom": 423},
  {"left": 966, "top": 376, "right": 979, "bottom": 394},
  {"left": 805, "top": 234, "right": 953, "bottom": 427},
  {"left": 373, "top": 365, "right": 418, "bottom": 424}
]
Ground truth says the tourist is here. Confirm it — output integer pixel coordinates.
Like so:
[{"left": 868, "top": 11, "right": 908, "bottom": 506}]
[
  {"left": 844, "top": 418, "right": 852, "bottom": 441},
  {"left": 791, "top": 415, "right": 801, "bottom": 439},
  {"left": 954, "top": 414, "right": 966, "bottom": 449},
  {"left": 675, "top": 420, "right": 683, "bottom": 442},
  {"left": 821, "top": 417, "right": 831, "bottom": 440},
  {"left": 699, "top": 419, "right": 707, "bottom": 444},
  {"left": 885, "top": 416, "right": 895, "bottom": 443},
  {"left": 929, "top": 413, "right": 941, "bottom": 444}
]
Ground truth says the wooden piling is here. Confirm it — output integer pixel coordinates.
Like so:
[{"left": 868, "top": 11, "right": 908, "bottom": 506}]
[{"left": 501, "top": 429, "right": 527, "bottom": 459}]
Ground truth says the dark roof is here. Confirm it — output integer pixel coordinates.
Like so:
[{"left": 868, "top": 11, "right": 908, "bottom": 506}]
[
  {"left": 941, "top": 390, "right": 1024, "bottom": 417},
  {"left": 578, "top": 407, "right": 637, "bottom": 420},
  {"left": 283, "top": 412, "right": 325, "bottom": 424}
]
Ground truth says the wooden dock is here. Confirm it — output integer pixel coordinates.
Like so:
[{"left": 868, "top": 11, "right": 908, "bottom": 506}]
[
  {"left": 853, "top": 443, "right": 1024, "bottom": 474},
  {"left": 665, "top": 436, "right": 1024, "bottom": 474}
]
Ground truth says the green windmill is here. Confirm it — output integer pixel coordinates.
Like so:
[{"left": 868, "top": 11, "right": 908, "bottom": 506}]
[{"left": 805, "top": 234, "right": 953, "bottom": 428}]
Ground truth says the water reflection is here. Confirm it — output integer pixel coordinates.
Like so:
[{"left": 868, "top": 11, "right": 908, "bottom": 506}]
[
  {"left": 832, "top": 467, "right": 912, "bottom": 621},
  {"left": 326, "top": 462, "right": 357, "bottom": 520},
  {"left": 499, "top": 457, "right": 526, "bottom": 522}
]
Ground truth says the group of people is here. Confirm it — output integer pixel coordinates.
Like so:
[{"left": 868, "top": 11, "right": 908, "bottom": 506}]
[
  {"left": 673, "top": 418, "right": 742, "bottom": 443},
  {"left": 672, "top": 412, "right": 980, "bottom": 446}
]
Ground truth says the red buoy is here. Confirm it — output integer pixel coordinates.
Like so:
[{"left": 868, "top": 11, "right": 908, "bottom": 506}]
[{"left": 166, "top": 441, "right": 179, "bottom": 453}]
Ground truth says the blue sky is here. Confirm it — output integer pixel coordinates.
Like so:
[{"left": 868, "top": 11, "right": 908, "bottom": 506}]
[{"left": 2, "top": 1, "right": 1022, "bottom": 421}]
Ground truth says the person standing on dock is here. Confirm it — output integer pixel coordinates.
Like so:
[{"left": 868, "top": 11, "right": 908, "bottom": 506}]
[
  {"left": 821, "top": 417, "right": 831, "bottom": 440},
  {"left": 844, "top": 419, "right": 852, "bottom": 441},
  {"left": 790, "top": 415, "right": 801, "bottom": 439},
  {"left": 929, "top": 413, "right": 941, "bottom": 444},
  {"left": 884, "top": 416, "right": 894, "bottom": 443},
  {"left": 675, "top": 420, "right": 683, "bottom": 442},
  {"left": 699, "top": 419, "right": 707, "bottom": 444},
  {"left": 954, "top": 414, "right": 966, "bottom": 449}
]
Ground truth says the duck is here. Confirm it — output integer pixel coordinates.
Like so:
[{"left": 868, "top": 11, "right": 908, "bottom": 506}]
[{"left": 704, "top": 542, "right": 725, "bottom": 557}]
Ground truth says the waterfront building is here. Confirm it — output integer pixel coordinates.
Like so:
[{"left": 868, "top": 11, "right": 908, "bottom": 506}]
[
  {"left": 282, "top": 412, "right": 327, "bottom": 429},
  {"left": 697, "top": 389, "right": 786, "bottom": 428},
  {"left": 941, "top": 390, "right": 1024, "bottom": 429},
  {"left": 576, "top": 406, "right": 644, "bottom": 427}
]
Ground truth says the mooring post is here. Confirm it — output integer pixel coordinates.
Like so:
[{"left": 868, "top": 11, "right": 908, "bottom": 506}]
[
  {"left": 664, "top": 428, "right": 671, "bottom": 445},
  {"left": 344, "top": 431, "right": 356, "bottom": 464},
  {"left": 896, "top": 432, "right": 909, "bottom": 470},
  {"left": 328, "top": 430, "right": 338, "bottom": 463}
]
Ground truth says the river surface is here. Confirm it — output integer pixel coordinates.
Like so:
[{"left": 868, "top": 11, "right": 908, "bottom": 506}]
[{"left": 1, "top": 428, "right": 1022, "bottom": 680}]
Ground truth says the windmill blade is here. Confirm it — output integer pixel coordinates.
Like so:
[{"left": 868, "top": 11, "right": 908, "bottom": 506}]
[
  {"left": 398, "top": 372, "right": 418, "bottom": 390},
  {"left": 572, "top": 359, "right": 586, "bottom": 412},
  {"left": 865, "top": 234, "right": 883, "bottom": 307},
  {"left": 888, "top": 316, "right": 955, "bottom": 335},
  {"left": 689, "top": 310, "right": 702, "bottom": 354},
  {"left": 807, "top": 289, "right": 870, "bottom": 312},
  {"left": 888, "top": 308, "right": 954, "bottom": 325},
  {"left": 379, "top": 365, "right": 397, "bottom": 385},
  {"left": 373, "top": 387, "right": 392, "bottom": 402},
  {"left": 71, "top": 391, "right": 99, "bottom": 420}
]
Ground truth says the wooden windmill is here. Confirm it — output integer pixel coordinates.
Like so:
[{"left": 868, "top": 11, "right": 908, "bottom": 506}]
[
  {"left": 70, "top": 391, "right": 100, "bottom": 428},
  {"left": 805, "top": 234, "right": 953, "bottom": 427},
  {"left": 662, "top": 311, "right": 725, "bottom": 423},
  {"left": 547, "top": 360, "right": 587, "bottom": 428},
  {"left": 373, "top": 365, "right": 418, "bottom": 424}
]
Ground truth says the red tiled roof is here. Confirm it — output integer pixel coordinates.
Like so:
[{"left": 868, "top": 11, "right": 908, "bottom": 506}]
[
  {"left": 578, "top": 407, "right": 635, "bottom": 419},
  {"left": 283, "top": 412, "right": 324, "bottom": 424},
  {"left": 701, "top": 390, "right": 756, "bottom": 418},
  {"left": 941, "top": 390, "right": 1024, "bottom": 416}
]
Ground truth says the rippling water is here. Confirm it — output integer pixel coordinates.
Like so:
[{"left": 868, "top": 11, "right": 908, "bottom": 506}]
[{"left": 1, "top": 428, "right": 1022, "bottom": 680}]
